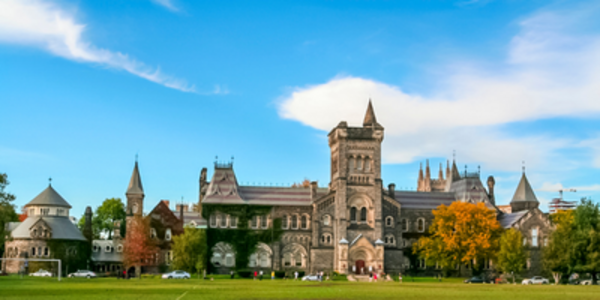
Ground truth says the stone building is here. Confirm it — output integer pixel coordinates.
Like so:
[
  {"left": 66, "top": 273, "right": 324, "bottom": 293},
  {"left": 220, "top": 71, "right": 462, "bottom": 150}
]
[
  {"left": 200, "top": 100, "right": 552, "bottom": 277},
  {"left": 2, "top": 184, "right": 86, "bottom": 273}
]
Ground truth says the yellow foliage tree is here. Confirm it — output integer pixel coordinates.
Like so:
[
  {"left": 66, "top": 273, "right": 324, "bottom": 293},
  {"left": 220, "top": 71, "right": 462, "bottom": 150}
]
[{"left": 414, "top": 201, "right": 502, "bottom": 273}]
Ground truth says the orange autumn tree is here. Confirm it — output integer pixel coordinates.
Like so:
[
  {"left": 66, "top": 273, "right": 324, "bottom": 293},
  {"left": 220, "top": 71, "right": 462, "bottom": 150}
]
[
  {"left": 123, "top": 215, "right": 158, "bottom": 277},
  {"left": 414, "top": 201, "right": 502, "bottom": 273}
]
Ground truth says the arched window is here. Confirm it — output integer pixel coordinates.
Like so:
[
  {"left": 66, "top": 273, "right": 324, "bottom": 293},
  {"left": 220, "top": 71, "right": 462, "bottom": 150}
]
[
  {"left": 261, "top": 215, "right": 268, "bottom": 229},
  {"left": 327, "top": 235, "right": 331, "bottom": 244},
  {"left": 44, "top": 247, "right": 49, "bottom": 256},
  {"left": 402, "top": 219, "right": 408, "bottom": 232},
  {"left": 230, "top": 217, "right": 237, "bottom": 228},
  {"left": 417, "top": 218, "right": 425, "bottom": 232},
  {"left": 211, "top": 253, "right": 222, "bottom": 266},
  {"left": 209, "top": 214, "right": 217, "bottom": 228},
  {"left": 321, "top": 235, "right": 325, "bottom": 243},
  {"left": 301, "top": 215, "right": 308, "bottom": 229},
  {"left": 150, "top": 228, "right": 157, "bottom": 239},
  {"left": 282, "top": 215, "right": 289, "bottom": 229},
  {"left": 385, "top": 237, "right": 388, "bottom": 243},
  {"left": 31, "top": 247, "right": 36, "bottom": 256},
  {"left": 292, "top": 215, "right": 298, "bottom": 229},
  {"left": 385, "top": 216, "right": 394, "bottom": 227},
  {"left": 390, "top": 236, "right": 394, "bottom": 244},
  {"left": 294, "top": 253, "right": 303, "bottom": 267},
  {"left": 360, "top": 207, "right": 367, "bottom": 222},
  {"left": 251, "top": 215, "right": 259, "bottom": 229},
  {"left": 350, "top": 207, "right": 357, "bottom": 222},
  {"left": 531, "top": 228, "right": 539, "bottom": 247},
  {"left": 220, "top": 214, "right": 227, "bottom": 228},
  {"left": 225, "top": 254, "right": 234, "bottom": 267},
  {"left": 365, "top": 158, "right": 371, "bottom": 172},
  {"left": 165, "top": 228, "right": 172, "bottom": 241},
  {"left": 283, "top": 253, "right": 292, "bottom": 266},
  {"left": 323, "top": 215, "right": 330, "bottom": 226}
]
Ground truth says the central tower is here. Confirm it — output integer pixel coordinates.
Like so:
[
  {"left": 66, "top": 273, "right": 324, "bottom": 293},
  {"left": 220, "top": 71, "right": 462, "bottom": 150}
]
[{"left": 328, "top": 100, "right": 385, "bottom": 274}]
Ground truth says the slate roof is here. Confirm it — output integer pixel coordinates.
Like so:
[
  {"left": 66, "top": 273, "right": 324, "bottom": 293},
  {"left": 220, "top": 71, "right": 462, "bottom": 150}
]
[
  {"left": 448, "top": 177, "right": 493, "bottom": 208},
  {"left": 511, "top": 173, "right": 538, "bottom": 203},
  {"left": 126, "top": 161, "right": 144, "bottom": 195},
  {"left": 24, "top": 185, "right": 72, "bottom": 208},
  {"left": 202, "top": 166, "right": 328, "bottom": 206},
  {"left": 91, "top": 240, "right": 123, "bottom": 263},
  {"left": 176, "top": 211, "right": 207, "bottom": 228},
  {"left": 10, "top": 216, "right": 86, "bottom": 241},
  {"left": 395, "top": 191, "right": 456, "bottom": 209},
  {"left": 497, "top": 211, "right": 529, "bottom": 228}
]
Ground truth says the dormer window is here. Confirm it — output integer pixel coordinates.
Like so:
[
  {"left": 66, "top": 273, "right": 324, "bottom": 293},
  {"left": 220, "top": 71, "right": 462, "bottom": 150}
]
[
  {"left": 150, "top": 228, "right": 157, "bottom": 239},
  {"left": 105, "top": 245, "right": 111, "bottom": 252},
  {"left": 93, "top": 244, "right": 99, "bottom": 252},
  {"left": 116, "top": 245, "right": 123, "bottom": 252},
  {"left": 165, "top": 228, "right": 172, "bottom": 241}
]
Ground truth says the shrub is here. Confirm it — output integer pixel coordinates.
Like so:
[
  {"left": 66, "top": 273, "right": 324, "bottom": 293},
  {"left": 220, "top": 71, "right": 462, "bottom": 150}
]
[
  {"left": 275, "top": 271, "right": 286, "bottom": 278},
  {"left": 298, "top": 271, "right": 305, "bottom": 278},
  {"left": 237, "top": 271, "right": 252, "bottom": 278}
]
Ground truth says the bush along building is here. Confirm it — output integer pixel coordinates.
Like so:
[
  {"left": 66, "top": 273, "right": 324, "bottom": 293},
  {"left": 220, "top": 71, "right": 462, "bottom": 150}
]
[{"left": 199, "top": 100, "right": 552, "bottom": 278}]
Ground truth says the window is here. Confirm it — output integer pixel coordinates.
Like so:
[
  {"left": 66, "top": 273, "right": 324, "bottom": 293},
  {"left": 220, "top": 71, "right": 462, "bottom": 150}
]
[
  {"left": 282, "top": 215, "right": 289, "bottom": 229},
  {"left": 261, "top": 215, "right": 268, "bottom": 229},
  {"left": 220, "top": 214, "right": 227, "bottom": 228},
  {"left": 327, "top": 235, "right": 331, "bottom": 244},
  {"left": 43, "top": 247, "right": 49, "bottom": 256},
  {"left": 350, "top": 207, "right": 357, "bottom": 222},
  {"left": 165, "top": 228, "right": 172, "bottom": 241},
  {"left": 230, "top": 217, "right": 237, "bottom": 228},
  {"left": 33, "top": 229, "right": 37, "bottom": 237},
  {"left": 385, "top": 236, "right": 388, "bottom": 243},
  {"left": 211, "top": 253, "right": 222, "bottom": 266},
  {"left": 57, "top": 209, "right": 65, "bottom": 216},
  {"left": 150, "top": 228, "right": 157, "bottom": 239},
  {"left": 323, "top": 215, "right": 330, "bottom": 226},
  {"left": 360, "top": 208, "right": 367, "bottom": 222},
  {"left": 251, "top": 216, "right": 259, "bottom": 229},
  {"left": 210, "top": 214, "right": 217, "bottom": 228},
  {"left": 301, "top": 215, "right": 308, "bottom": 229},
  {"left": 294, "top": 253, "right": 303, "bottom": 267},
  {"left": 365, "top": 159, "right": 371, "bottom": 172},
  {"left": 283, "top": 253, "right": 292, "bottom": 266},
  {"left": 116, "top": 245, "right": 123, "bottom": 253},
  {"left": 93, "top": 244, "right": 98, "bottom": 252},
  {"left": 31, "top": 247, "right": 36, "bottom": 256},
  {"left": 385, "top": 216, "right": 394, "bottom": 227},
  {"left": 259, "top": 253, "right": 269, "bottom": 267},
  {"left": 419, "top": 259, "right": 426, "bottom": 269},
  {"left": 531, "top": 228, "right": 539, "bottom": 247},
  {"left": 291, "top": 215, "right": 298, "bottom": 229},
  {"left": 166, "top": 251, "right": 173, "bottom": 265},
  {"left": 41, "top": 208, "right": 49, "bottom": 216},
  {"left": 402, "top": 219, "right": 409, "bottom": 232},
  {"left": 417, "top": 218, "right": 425, "bottom": 232},
  {"left": 105, "top": 245, "right": 112, "bottom": 252},
  {"left": 543, "top": 237, "right": 548, "bottom": 247},
  {"left": 249, "top": 253, "right": 257, "bottom": 267}
]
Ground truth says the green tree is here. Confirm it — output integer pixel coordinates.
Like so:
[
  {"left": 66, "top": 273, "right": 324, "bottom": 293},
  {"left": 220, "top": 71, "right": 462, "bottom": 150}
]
[
  {"left": 77, "top": 198, "right": 126, "bottom": 240},
  {"left": 171, "top": 227, "right": 207, "bottom": 274},
  {"left": 544, "top": 209, "right": 574, "bottom": 284},
  {"left": 571, "top": 198, "right": 600, "bottom": 284},
  {"left": 0, "top": 173, "right": 19, "bottom": 257},
  {"left": 497, "top": 229, "right": 527, "bottom": 283}
]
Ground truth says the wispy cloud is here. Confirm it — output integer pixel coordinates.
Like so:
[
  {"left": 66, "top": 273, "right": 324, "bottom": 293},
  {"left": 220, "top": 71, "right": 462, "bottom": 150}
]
[
  {"left": 277, "top": 4, "right": 600, "bottom": 172},
  {"left": 151, "top": 0, "right": 179, "bottom": 12},
  {"left": 0, "top": 0, "right": 194, "bottom": 92}
]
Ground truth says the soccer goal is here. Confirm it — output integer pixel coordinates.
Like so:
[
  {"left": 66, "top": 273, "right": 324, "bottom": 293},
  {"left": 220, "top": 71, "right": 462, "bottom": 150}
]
[{"left": 1, "top": 258, "right": 62, "bottom": 281}]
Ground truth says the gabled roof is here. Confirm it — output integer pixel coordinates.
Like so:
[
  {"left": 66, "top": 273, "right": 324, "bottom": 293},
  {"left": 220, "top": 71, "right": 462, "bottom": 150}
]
[
  {"left": 24, "top": 185, "right": 72, "bottom": 208},
  {"left": 511, "top": 173, "right": 538, "bottom": 203},
  {"left": 497, "top": 210, "right": 529, "bottom": 228},
  {"left": 126, "top": 161, "right": 144, "bottom": 195}
]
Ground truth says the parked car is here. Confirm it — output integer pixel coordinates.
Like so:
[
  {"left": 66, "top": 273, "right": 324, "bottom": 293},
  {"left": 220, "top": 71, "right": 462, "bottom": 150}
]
[
  {"left": 161, "top": 270, "right": 190, "bottom": 279},
  {"left": 464, "top": 276, "right": 489, "bottom": 284},
  {"left": 302, "top": 274, "right": 320, "bottom": 281},
  {"left": 581, "top": 279, "right": 598, "bottom": 285},
  {"left": 29, "top": 269, "right": 52, "bottom": 277},
  {"left": 68, "top": 270, "right": 97, "bottom": 279},
  {"left": 522, "top": 276, "right": 549, "bottom": 285}
]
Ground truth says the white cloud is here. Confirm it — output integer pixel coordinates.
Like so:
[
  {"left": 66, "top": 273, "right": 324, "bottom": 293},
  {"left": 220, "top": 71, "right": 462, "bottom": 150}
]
[
  {"left": 151, "top": 0, "right": 179, "bottom": 12},
  {"left": 278, "top": 5, "right": 600, "bottom": 172},
  {"left": 0, "top": 0, "right": 194, "bottom": 92}
]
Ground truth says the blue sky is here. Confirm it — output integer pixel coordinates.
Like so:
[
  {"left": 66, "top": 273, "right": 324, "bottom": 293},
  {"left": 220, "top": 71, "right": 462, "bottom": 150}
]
[{"left": 2, "top": 0, "right": 600, "bottom": 219}]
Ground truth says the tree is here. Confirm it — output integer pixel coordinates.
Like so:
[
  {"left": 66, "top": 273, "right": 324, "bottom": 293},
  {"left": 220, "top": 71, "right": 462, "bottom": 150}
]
[
  {"left": 414, "top": 202, "right": 502, "bottom": 274},
  {"left": 123, "top": 216, "right": 158, "bottom": 277},
  {"left": 497, "top": 229, "right": 527, "bottom": 283},
  {"left": 571, "top": 198, "right": 600, "bottom": 284},
  {"left": 0, "top": 173, "right": 19, "bottom": 257},
  {"left": 543, "top": 209, "right": 574, "bottom": 284},
  {"left": 171, "top": 227, "right": 207, "bottom": 274},
  {"left": 77, "top": 198, "right": 126, "bottom": 240},
  {"left": 291, "top": 179, "right": 311, "bottom": 188}
]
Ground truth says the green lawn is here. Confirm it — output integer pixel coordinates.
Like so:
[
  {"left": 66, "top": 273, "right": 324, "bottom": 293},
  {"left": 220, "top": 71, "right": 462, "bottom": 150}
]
[{"left": 1, "top": 276, "right": 599, "bottom": 300}]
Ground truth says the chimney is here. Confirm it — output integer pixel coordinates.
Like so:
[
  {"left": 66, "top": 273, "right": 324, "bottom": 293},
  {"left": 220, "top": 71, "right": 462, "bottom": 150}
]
[
  {"left": 113, "top": 220, "right": 121, "bottom": 239},
  {"left": 310, "top": 181, "right": 318, "bottom": 200},
  {"left": 388, "top": 183, "right": 396, "bottom": 199},
  {"left": 487, "top": 176, "right": 496, "bottom": 205},
  {"left": 176, "top": 204, "right": 186, "bottom": 220},
  {"left": 161, "top": 200, "right": 170, "bottom": 209},
  {"left": 83, "top": 206, "right": 93, "bottom": 243}
]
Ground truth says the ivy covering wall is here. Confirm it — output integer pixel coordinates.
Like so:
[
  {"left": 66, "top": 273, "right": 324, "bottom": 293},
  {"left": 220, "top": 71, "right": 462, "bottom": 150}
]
[
  {"left": 46, "top": 239, "right": 91, "bottom": 274},
  {"left": 202, "top": 204, "right": 283, "bottom": 272}
]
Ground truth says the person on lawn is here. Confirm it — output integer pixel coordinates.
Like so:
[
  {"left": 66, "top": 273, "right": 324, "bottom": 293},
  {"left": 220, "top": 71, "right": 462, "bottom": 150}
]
[
  {"left": 259, "top": 270, "right": 263, "bottom": 281},
  {"left": 271, "top": 271, "right": 275, "bottom": 280},
  {"left": 294, "top": 271, "right": 298, "bottom": 280},
  {"left": 254, "top": 271, "right": 257, "bottom": 280}
]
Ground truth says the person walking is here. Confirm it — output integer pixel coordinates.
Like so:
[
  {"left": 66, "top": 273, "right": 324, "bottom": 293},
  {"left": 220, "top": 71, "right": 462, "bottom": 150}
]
[
  {"left": 294, "top": 271, "right": 298, "bottom": 281},
  {"left": 399, "top": 273, "right": 402, "bottom": 284},
  {"left": 259, "top": 270, "right": 263, "bottom": 281},
  {"left": 369, "top": 273, "right": 373, "bottom": 282},
  {"left": 271, "top": 271, "right": 275, "bottom": 280},
  {"left": 254, "top": 271, "right": 257, "bottom": 281},
  {"left": 230, "top": 270, "right": 234, "bottom": 279},
  {"left": 374, "top": 273, "right": 378, "bottom": 282}
]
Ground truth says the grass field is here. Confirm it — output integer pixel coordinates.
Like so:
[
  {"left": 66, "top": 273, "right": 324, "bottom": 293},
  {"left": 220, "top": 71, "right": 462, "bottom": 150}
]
[{"left": 1, "top": 276, "right": 599, "bottom": 300}]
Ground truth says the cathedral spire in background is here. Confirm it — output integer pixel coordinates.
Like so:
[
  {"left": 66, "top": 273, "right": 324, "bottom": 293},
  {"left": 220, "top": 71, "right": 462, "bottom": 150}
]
[{"left": 439, "top": 163, "right": 444, "bottom": 180}]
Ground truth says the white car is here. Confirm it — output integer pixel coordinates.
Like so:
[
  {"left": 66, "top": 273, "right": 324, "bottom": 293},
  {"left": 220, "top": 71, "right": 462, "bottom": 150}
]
[
  {"left": 301, "top": 274, "right": 320, "bottom": 281},
  {"left": 522, "top": 276, "right": 549, "bottom": 285},
  {"left": 581, "top": 279, "right": 598, "bottom": 285},
  {"left": 162, "top": 270, "right": 190, "bottom": 279},
  {"left": 29, "top": 269, "right": 52, "bottom": 277},
  {"left": 68, "top": 270, "right": 97, "bottom": 279}
]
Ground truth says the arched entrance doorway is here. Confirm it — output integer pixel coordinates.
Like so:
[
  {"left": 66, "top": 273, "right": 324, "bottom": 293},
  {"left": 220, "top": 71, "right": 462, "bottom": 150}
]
[{"left": 355, "top": 260, "right": 365, "bottom": 274}]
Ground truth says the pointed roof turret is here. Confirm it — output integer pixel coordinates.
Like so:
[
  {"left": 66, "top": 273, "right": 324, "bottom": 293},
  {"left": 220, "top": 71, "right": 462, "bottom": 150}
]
[
  {"left": 451, "top": 160, "right": 461, "bottom": 181},
  {"left": 425, "top": 160, "right": 431, "bottom": 179},
  {"left": 126, "top": 161, "right": 144, "bottom": 196},
  {"left": 363, "top": 99, "right": 381, "bottom": 127},
  {"left": 24, "top": 185, "right": 72, "bottom": 208},
  {"left": 418, "top": 163, "right": 424, "bottom": 181},
  {"left": 511, "top": 172, "right": 538, "bottom": 203},
  {"left": 439, "top": 163, "right": 444, "bottom": 180}
]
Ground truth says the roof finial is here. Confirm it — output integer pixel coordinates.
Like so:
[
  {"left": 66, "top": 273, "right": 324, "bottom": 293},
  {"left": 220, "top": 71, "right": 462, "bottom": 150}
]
[
  {"left": 522, "top": 161, "right": 526, "bottom": 174},
  {"left": 453, "top": 150, "right": 456, "bottom": 162},
  {"left": 135, "top": 153, "right": 138, "bottom": 163},
  {"left": 48, "top": 177, "right": 52, "bottom": 186}
]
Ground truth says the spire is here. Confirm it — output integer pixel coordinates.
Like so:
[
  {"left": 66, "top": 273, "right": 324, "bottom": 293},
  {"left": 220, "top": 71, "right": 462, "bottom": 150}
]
[
  {"left": 363, "top": 99, "right": 380, "bottom": 127},
  {"left": 446, "top": 160, "right": 450, "bottom": 178},
  {"left": 126, "top": 161, "right": 144, "bottom": 195},
  {"left": 418, "top": 163, "right": 424, "bottom": 181},
  {"left": 451, "top": 159, "right": 461, "bottom": 180},
  {"left": 439, "top": 163, "right": 444, "bottom": 180},
  {"left": 425, "top": 160, "right": 431, "bottom": 179},
  {"left": 511, "top": 172, "right": 538, "bottom": 203}
]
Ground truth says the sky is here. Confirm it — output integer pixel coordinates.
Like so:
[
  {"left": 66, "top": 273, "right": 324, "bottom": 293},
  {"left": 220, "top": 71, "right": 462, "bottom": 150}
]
[{"left": 2, "top": 0, "right": 600, "bottom": 219}]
